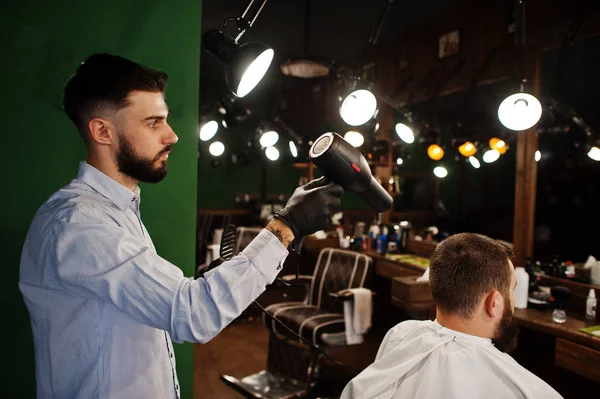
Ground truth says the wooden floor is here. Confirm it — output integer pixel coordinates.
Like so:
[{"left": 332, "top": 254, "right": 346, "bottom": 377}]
[{"left": 193, "top": 314, "right": 386, "bottom": 399}]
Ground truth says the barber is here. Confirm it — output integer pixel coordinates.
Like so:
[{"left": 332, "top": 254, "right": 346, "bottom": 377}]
[{"left": 19, "top": 53, "right": 343, "bottom": 399}]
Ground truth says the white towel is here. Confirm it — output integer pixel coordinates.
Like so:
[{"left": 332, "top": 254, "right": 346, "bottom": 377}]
[{"left": 344, "top": 288, "right": 372, "bottom": 345}]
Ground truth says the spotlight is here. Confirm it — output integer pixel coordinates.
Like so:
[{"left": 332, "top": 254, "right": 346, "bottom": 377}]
[
  {"left": 396, "top": 157, "right": 404, "bottom": 165},
  {"left": 433, "top": 166, "right": 448, "bottom": 178},
  {"left": 395, "top": 123, "right": 414, "bottom": 144},
  {"left": 458, "top": 141, "right": 477, "bottom": 157},
  {"left": 344, "top": 131, "right": 365, "bottom": 147},
  {"left": 202, "top": 1, "right": 274, "bottom": 97},
  {"left": 483, "top": 149, "right": 500, "bottom": 163},
  {"left": 535, "top": 150, "right": 541, "bottom": 162},
  {"left": 427, "top": 144, "right": 444, "bottom": 161},
  {"left": 339, "top": 83, "right": 378, "bottom": 126},
  {"left": 468, "top": 156, "right": 481, "bottom": 169},
  {"left": 259, "top": 130, "right": 279, "bottom": 147},
  {"left": 289, "top": 141, "right": 298, "bottom": 158},
  {"left": 588, "top": 146, "right": 600, "bottom": 161},
  {"left": 209, "top": 141, "right": 225, "bottom": 157},
  {"left": 199, "top": 120, "right": 219, "bottom": 141},
  {"left": 265, "top": 146, "right": 280, "bottom": 161}
]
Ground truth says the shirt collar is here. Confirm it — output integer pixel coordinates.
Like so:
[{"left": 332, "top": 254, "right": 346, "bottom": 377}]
[{"left": 76, "top": 162, "right": 141, "bottom": 211}]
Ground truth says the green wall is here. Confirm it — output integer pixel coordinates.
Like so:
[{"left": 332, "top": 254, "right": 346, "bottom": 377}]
[{"left": 1, "top": 1, "right": 201, "bottom": 398}]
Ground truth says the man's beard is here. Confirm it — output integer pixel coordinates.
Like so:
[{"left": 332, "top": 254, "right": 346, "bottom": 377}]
[
  {"left": 492, "top": 298, "right": 520, "bottom": 353},
  {"left": 116, "top": 134, "right": 171, "bottom": 183}
]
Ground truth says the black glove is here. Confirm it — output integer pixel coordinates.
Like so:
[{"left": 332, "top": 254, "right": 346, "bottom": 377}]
[{"left": 274, "top": 177, "right": 344, "bottom": 238}]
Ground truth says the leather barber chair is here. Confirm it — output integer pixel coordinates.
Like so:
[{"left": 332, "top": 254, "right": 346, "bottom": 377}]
[{"left": 222, "top": 247, "right": 373, "bottom": 399}]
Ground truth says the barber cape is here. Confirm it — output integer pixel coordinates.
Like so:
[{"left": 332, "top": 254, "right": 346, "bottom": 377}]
[{"left": 341, "top": 320, "right": 562, "bottom": 399}]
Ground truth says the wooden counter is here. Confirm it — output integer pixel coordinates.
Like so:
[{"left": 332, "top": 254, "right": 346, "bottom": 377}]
[{"left": 513, "top": 308, "right": 600, "bottom": 351}]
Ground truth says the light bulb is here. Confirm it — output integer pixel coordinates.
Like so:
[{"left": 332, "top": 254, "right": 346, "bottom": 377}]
[
  {"left": 259, "top": 130, "right": 279, "bottom": 147},
  {"left": 458, "top": 141, "right": 477, "bottom": 157},
  {"left": 498, "top": 93, "right": 542, "bottom": 131},
  {"left": 209, "top": 141, "right": 225, "bottom": 157},
  {"left": 427, "top": 144, "right": 444, "bottom": 160},
  {"left": 395, "top": 123, "right": 414, "bottom": 144},
  {"left": 343, "top": 131, "right": 365, "bottom": 147},
  {"left": 199, "top": 120, "right": 218, "bottom": 141},
  {"left": 468, "top": 156, "right": 481, "bottom": 169},
  {"left": 396, "top": 157, "right": 404, "bottom": 165},
  {"left": 289, "top": 141, "right": 298, "bottom": 158},
  {"left": 433, "top": 166, "right": 448, "bottom": 178},
  {"left": 535, "top": 150, "right": 541, "bottom": 162},
  {"left": 483, "top": 149, "right": 500, "bottom": 163},
  {"left": 588, "top": 146, "right": 600, "bottom": 161},
  {"left": 339, "top": 89, "right": 377, "bottom": 126},
  {"left": 265, "top": 146, "right": 280, "bottom": 161},
  {"left": 237, "top": 49, "right": 274, "bottom": 97}
]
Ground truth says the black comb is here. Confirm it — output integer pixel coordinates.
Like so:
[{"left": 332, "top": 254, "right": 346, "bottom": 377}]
[{"left": 220, "top": 224, "right": 237, "bottom": 261}]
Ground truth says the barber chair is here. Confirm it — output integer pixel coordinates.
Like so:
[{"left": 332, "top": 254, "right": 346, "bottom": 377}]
[{"left": 222, "top": 248, "right": 373, "bottom": 399}]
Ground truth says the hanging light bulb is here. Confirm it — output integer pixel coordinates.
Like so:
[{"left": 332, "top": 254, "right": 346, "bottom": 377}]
[
  {"left": 588, "top": 146, "right": 600, "bottom": 161},
  {"left": 289, "top": 141, "right": 298, "bottom": 158},
  {"left": 259, "top": 130, "right": 279, "bottom": 147},
  {"left": 265, "top": 146, "right": 280, "bottom": 161},
  {"left": 483, "top": 149, "right": 500, "bottom": 163},
  {"left": 395, "top": 123, "right": 415, "bottom": 144},
  {"left": 489, "top": 137, "right": 507, "bottom": 154},
  {"left": 535, "top": 150, "right": 541, "bottom": 162},
  {"left": 199, "top": 120, "right": 219, "bottom": 141},
  {"left": 433, "top": 166, "right": 448, "bottom": 178},
  {"left": 209, "top": 141, "right": 225, "bottom": 157},
  {"left": 344, "top": 131, "right": 365, "bottom": 147},
  {"left": 468, "top": 156, "right": 481, "bottom": 169},
  {"left": 498, "top": 93, "right": 542, "bottom": 132},
  {"left": 339, "top": 88, "right": 378, "bottom": 126},
  {"left": 427, "top": 144, "right": 444, "bottom": 160},
  {"left": 396, "top": 157, "right": 404, "bottom": 165},
  {"left": 497, "top": 0, "right": 543, "bottom": 131},
  {"left": 458, "top": 141, "right": 477, "bottom": 157}
]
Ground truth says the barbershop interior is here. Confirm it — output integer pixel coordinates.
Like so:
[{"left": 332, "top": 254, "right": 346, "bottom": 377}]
[{"left": 4, "top": 0, "right": 600, "bottom": 398}]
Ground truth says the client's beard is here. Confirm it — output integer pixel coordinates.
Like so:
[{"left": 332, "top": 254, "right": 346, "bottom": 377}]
[{"left": 492, "top": 298, "right": 519, "bottom": 353}]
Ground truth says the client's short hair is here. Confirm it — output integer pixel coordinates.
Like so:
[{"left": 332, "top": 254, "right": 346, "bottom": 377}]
[
  {"left": 429, "top": 233, "right": 514, "bottom": 318},
  {"left": 63, "top": 53, "right": 168, "bottom": 142}
]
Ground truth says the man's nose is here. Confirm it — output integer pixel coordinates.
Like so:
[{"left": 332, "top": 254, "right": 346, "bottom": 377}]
[{"left": 163, "top": 124, "right": 178, "bottom": 145}]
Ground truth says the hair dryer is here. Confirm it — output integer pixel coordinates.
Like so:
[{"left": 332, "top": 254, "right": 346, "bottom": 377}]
[{"left": 309, "top": 132, "right": 393, "bottom": 213}]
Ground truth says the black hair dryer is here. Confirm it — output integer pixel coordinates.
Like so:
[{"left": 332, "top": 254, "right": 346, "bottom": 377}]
[{"left": 309, "top": 132, "right": 393, "bottom": 213}]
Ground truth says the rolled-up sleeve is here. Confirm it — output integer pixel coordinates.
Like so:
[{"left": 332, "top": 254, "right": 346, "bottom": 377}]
[{"left": 51, "top": 212, "right": 288, "bottom": 344}]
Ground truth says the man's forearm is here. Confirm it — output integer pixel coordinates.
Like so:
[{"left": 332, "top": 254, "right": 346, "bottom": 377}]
[{"left": 266, "top": 218, "right": 295, "bottom": 248}]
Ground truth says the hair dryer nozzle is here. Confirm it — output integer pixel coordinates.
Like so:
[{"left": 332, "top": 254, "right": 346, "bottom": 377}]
[{"left": 309, "top": 132, "right": 393, "bottom": 212}]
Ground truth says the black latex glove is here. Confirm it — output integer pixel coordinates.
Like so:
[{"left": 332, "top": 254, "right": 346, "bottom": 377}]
[{"left": 274, "top": 177, "right": 344, "bottom": 238}]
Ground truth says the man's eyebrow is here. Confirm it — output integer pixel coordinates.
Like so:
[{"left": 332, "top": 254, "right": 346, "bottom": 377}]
[{"left": 141, "top": 115, "right": 167, "bottom": 121}]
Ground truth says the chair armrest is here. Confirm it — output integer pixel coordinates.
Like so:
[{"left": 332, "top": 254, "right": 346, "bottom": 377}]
[{"left": 329, "top": 289, "right": 376, "bottom": 301}]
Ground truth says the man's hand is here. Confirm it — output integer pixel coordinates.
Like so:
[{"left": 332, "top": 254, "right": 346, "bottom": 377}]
[{"left": 273, "top": 177, "right": 344, "bottom": 239}]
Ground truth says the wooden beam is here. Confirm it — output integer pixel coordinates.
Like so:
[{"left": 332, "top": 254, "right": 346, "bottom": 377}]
[{"left": 512, "top": 50, "right": 540, "bottom": 267}]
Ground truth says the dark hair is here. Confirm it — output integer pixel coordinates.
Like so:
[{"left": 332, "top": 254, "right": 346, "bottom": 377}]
[
  {"left": 429, "top": 233, "right": 514, "bottom": 318},
  {"left": 63, "top": 53, "right": 168, "bottom": 142}
]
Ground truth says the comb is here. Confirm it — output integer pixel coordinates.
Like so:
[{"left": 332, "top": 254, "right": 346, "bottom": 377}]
[{"left": 220, "top": 224, "right": 237, "bottom": 261}]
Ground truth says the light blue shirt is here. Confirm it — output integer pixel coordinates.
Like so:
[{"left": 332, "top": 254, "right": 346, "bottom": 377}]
[{"left": 20, "top": 162, "right": 288, "bottom": 399}]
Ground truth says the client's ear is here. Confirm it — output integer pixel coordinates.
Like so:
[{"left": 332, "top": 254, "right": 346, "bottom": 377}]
[{"left": 483, "top": 290, "right": 502, "bottom": 320}]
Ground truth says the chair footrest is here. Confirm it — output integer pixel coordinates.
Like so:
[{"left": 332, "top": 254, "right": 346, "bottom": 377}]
[{"left": 221, "top": 370, "right": 308, "bottom": 399}]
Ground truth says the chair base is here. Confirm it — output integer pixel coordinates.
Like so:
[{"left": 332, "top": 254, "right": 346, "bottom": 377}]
[{"left": 221, "top": 370, "right": 309, "bottom": 399}]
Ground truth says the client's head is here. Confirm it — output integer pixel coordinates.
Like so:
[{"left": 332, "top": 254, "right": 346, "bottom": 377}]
[{"left": 429, "top": 233, "right": 518, "bottom": 353}]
